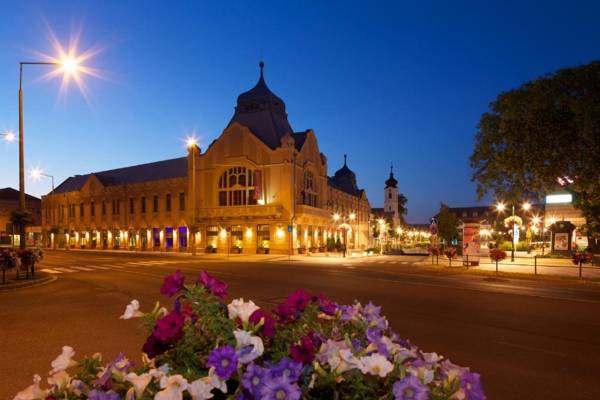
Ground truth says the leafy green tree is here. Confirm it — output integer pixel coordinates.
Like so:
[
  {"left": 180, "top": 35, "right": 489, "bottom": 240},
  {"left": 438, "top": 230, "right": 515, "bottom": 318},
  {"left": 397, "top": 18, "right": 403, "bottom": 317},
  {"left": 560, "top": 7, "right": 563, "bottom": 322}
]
[
  {"left": 470, "top": 61, "right": 600, "bottom": 251},
  {"left": 397, "top": 193, "right": 408, "bottom": 225},
  {"left": 437, "top": 204, "right": 458, "bottom": 245}
]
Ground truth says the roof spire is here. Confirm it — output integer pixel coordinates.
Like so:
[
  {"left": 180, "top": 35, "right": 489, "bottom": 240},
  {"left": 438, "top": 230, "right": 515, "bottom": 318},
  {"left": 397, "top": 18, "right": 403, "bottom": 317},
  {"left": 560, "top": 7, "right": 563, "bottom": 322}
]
[
  {"left": 259, "top": 60, "right": 265, "bottom": 80},
  {"left": 344, "top": 154, "right": 347, "bottom": 166},
  {"left": 390, "top": 162, "right": 394, "bottom": 175}
]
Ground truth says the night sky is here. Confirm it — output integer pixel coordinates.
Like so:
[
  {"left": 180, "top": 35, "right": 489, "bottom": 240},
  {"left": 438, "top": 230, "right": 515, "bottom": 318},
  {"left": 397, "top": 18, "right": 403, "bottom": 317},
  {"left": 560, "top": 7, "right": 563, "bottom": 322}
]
[{"left": 0, "top": 1, "right": 598, "bottom": 222}]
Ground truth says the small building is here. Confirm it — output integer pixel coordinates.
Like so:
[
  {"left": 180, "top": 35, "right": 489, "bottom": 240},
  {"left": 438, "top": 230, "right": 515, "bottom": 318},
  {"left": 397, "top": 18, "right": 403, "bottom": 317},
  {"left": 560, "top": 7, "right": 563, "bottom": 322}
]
[{"left": 0, "top": 187, "right": 42, "bottom": 247}]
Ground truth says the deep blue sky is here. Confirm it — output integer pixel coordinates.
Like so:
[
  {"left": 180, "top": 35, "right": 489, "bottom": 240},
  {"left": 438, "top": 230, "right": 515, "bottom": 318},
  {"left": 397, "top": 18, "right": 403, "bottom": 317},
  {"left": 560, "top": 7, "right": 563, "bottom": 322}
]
[{"left": 1, "top": 1, "right": 598, "bottom": 222}]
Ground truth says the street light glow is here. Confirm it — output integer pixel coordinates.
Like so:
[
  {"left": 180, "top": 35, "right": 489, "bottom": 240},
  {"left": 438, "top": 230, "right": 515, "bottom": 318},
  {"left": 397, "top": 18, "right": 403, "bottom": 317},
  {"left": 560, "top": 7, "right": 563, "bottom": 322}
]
[
  {"left": 349, "top": 212, "right": 356, "bottom": 221},
  {"left": 522, "top": 202, "right": 531, "bottom": 211},
  {"left": 2, "top": 131, "right": 15, "bottom": 142},
  {"left": 186, "top": 135, "right": 198, "bottom": 148},
  {"left": 30, "top": 167, "right": 43, "bottom": 179},
  {"left": 333, "top": 213, "right": 340, "bottom": 221},
  {"left": 495, "top": 202, "right": 506, "bottom": 212},
  {"left": 531, "top": 216, "right": 541, "bottom": 225}
]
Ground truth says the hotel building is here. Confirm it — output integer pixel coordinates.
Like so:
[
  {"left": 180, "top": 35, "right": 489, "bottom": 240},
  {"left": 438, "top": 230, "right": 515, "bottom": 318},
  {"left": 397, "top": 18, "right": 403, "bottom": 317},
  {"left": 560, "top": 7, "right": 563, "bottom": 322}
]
[{"left": 41, "top": 63, "right": 371, "bottom": 254}]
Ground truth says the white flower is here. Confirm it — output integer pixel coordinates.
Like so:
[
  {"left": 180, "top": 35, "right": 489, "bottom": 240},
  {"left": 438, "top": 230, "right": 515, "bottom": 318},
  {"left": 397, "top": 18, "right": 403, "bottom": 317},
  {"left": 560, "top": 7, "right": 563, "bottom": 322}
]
[
  {"left": 155, "top": 374, "right": 188, "bottom": 400},
  {"left": 47, "top": 370, "right": 71, "bottom": 389},
  {"left": 233, "top": 329, "right": 264, "bottom": 363},
  {"left": 120, "top": 299, "right": 144, "bottom": 319},
  {"left": 227, "top": 298, "right": 259, "bottom": 323},
  {"left": 188, "top": 378, "right": 214, "bottom": 400},
  {"left": 125, "top": 372, "right": 152, "bottom": 398},
  {"left": 359, "top": 353, "right": 394, "bottom": 378},
  {"left": 49, "top": 346, "right": 76, "bottom": 374},
  {"left": 407, "top": 363, "right": 435, "bottom": 384},
  {"left": 68, "top": 379, "right": 85, "bottom": 396},
  {"left": 13, "top": 374, "right": 47, "bottom": 400},
  {"left": 335, "top": 349, "right": 363, "bottom": 373},
  {"left": 206, "top": 368, "right": 227, "bottom": 394}
]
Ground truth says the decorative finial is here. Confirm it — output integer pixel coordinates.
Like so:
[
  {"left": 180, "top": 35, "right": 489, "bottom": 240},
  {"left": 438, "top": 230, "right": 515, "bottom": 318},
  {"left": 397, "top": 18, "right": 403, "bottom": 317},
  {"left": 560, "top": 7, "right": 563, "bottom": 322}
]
[
  {"left": 259, "top": 61, "right": 264, "bottom": 79},
  {"left": 343, "top": 154, "right": 347, "bottom": 166},
  {"left": 390, "top": 162, "right": 394, "bottom": 174}
]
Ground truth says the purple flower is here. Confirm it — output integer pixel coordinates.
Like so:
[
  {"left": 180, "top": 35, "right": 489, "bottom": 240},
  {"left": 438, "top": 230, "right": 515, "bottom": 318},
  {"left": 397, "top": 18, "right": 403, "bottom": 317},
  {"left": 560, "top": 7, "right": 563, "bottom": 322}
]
[
  {"left": 88, "top": 390, "right": 120, "bottom": 400},
  {"left": 153, "top": 311, "right": 185, "bottom": 342},
  {"left": 260, "top": 374, "right": 301, "bottom": 400},
  {"left": 340, "top": 303, "right": 361, "bottom": 320},
  {"left": 142, "top": 334, "right": 169, "bottom": 359},
  {"left": 269, "top": 357, "right": 303, "bottom": 381},
  {"left": 287, "top": 289, "right": 311, "bottom": 311},
  {"left": 315, "top": 294, "right": 337, "bottom": 315},
  {"left": 198, "top": 270, "right": 228, "bottom": 299},
  {"left": 160, "top": 270, "right": 185, "bottom": 297},
  {"left": 393, "top": 376, "right": 428, "bottom": 400},
  {"left": 241, "top": 363, "right": 268, "bottom": 397},
  {"left": 207, "top": 345, "right": 239, "bottom": 380},
  {"left": 461, "top": 371, "right": 486, "bottom": 400},
  {"left": 249, "top": 309, "right": 276, "bottom": 338},
  {"left": 290, "top": 335, "right": 316, "bottom": 364},
  {"left": 274, "top": 302, "right": 297, "bottom": 322},
  {"left": 95, "top": 352, "right": 130, "bottom": 387}
]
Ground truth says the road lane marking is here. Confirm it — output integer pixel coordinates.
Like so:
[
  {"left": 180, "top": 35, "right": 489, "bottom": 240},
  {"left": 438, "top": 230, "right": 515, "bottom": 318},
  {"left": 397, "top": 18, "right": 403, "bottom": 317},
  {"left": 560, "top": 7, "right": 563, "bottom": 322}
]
[
  {"left": 53, "top": 267, "right": 76, "bottom": 273},
  {"left": 86, "top": 265, "right": 110, "bottom": 270},
  {"left": 40, "top": 268, "right": 62, "bottom": 274},
  {"left": 71, "top": 266, "right": 94, "bottom": 271}
]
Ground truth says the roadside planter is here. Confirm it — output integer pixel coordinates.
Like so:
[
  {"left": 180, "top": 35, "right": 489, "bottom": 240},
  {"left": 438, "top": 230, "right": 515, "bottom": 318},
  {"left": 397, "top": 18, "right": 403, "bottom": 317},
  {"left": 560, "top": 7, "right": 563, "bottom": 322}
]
[{"left": 14, "top": 270, "right": 485, "bottom": 399}]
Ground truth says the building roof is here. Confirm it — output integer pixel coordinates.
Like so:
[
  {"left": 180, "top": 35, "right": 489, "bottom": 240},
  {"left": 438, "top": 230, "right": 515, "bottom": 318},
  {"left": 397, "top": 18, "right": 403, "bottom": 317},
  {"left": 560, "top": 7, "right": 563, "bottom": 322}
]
[
  {"left": 385, "top": 164, "right": 398, "bottom": 188},
  {"left": 0, "top": 187, "right": 41, "bottom": 203},
  {"left": 328, "top": 155, "right": 363, "bottom": 197},
  {"left": 53, "top": 157, "right": 188, "bottom": 194},
  {"left": 227, "top": 62, "right": 294, "bottom": 149}
]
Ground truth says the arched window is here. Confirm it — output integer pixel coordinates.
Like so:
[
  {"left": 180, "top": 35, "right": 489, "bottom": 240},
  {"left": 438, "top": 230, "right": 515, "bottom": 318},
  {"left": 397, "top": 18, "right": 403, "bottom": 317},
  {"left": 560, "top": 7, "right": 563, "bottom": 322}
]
[
  {"left": 218, "top": 167, "right": 257, "bottom": 206},
  {"left": 302, "top": 171, "right": 317, "bottom": 207}
]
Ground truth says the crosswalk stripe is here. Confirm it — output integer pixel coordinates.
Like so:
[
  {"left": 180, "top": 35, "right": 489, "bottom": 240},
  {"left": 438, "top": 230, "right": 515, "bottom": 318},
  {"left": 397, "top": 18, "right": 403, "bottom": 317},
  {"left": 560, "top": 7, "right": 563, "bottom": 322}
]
[
  {"left": 71, "top": 266, "right": 94, "bottom": 271},
  {"left": 54, "top": 267, "right": 76, "bottom": 273},
  {"left": 41, "top": 268, "right": 62, "bottom": 274},
  {"left": 87, "top": 265, "right": 110, "bottom": 270}
]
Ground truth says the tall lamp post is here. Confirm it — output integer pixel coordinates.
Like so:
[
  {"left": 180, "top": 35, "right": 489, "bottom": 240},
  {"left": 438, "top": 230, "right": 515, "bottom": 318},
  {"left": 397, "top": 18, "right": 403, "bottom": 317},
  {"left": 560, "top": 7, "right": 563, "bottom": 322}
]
[
  {"left": 186, "top": 137, "right": 198, "bottom": 255},
  {"left": 333, "top": 212, "right": 356, "bottom": 258},
  {"left": 15, "top": 57, "right": 83, "bottom": 249},
  {"left": 496, "top": 201, "right": 531, "bottom": 262}
]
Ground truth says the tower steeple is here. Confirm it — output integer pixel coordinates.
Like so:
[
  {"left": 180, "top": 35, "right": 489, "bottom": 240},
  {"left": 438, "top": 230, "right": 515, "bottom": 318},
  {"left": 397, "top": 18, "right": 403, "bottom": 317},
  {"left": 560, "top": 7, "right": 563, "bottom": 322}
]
[{"left": 385, "top": 162, "right": 398, "bottom": 189}]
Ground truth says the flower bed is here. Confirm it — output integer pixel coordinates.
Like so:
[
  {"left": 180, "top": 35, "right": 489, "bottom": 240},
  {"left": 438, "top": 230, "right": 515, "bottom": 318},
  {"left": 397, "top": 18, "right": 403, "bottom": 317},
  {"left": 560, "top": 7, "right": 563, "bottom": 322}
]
[{"left": 15, "top": 270, "right": 485, "bottom": 399}]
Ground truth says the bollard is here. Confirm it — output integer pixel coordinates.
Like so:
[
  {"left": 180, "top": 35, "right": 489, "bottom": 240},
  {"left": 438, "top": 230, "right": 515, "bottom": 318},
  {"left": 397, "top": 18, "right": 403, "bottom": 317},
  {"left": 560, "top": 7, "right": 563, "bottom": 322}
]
[
  {"left": 579, "top": 261, "right": 583, "bottom": 279},
  {"left": 466, "top": 254, "right": 469, "bottom": 270},
  {"left": 534, "top": 255, "right": 537, "bottom": 276}
]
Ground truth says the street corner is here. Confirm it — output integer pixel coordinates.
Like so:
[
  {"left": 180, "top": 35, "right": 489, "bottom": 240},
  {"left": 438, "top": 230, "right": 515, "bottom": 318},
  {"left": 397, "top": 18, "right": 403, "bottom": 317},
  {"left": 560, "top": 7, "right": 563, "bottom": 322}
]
[{"left": 0, "top": 270, "right": 56, "bottom": 291}]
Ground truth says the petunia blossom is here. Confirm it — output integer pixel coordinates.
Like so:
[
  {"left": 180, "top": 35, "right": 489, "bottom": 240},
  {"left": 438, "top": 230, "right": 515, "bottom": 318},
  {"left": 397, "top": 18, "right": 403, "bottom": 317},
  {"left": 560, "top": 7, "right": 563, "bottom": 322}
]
[
  {"left": 227, "top": 298, "right": 260, "bottom": 323},
  {"left": 160, "top": 270, "right": 185, "bottom": 297},
  {"left": 120, "top": 299, "right": 143, "bottom": 319},
  {"left": 154, "top": 311, "right": 185, "bottom": 342},
  {"left": 289, "top": 335, "right": 316, "bottom": 364},
  {"left": 124, "top": 372, "right": 152, "bottom": 398},
  {"left": 393, "top": 375, "right": 428, "bottom": 400},
  {"left": 13, "top": 374, "right": 47, "bottom": 400},
  {"left": 49, "top": 346, "right": 76, "bottom": 374},
  {"left": 155, "top": 375, "right": 188, "bottom": 400},
  {"left": 234, "top": 329, "right": 264, "bottom": 364},
  {"left": 187, "top": 378, "right": 215, "bottom": 400},
  {"left": 198, "top": 271, "right": 227, "bottom": 299},
  {"left": 359, "top": 353, "right": 394, "bottom": 378}
]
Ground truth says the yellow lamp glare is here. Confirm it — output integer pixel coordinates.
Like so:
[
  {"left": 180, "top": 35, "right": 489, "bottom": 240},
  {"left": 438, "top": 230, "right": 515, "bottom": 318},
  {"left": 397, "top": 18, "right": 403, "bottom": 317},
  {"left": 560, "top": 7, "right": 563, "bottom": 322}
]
[
  {"left": 30, "top": 167, "right": 43, "bottom": 180},
  {"left": 378, "top": 218, "right": 385, "bottom": 226},
  {"left": 276, "top": 227, "right": 285, "bottom": 239},
  {"left": 3, "top": 131, "right": 15, "bottom": 142},
  {"left": 186, "top": 136, "right": 198, "bottom": 148},
  {"left": 333, "top": 213, "right": 340, "bottom": 221},
  {"left": 496, "top": 202, "right": 506, "bottom": 212},
  {"left": 531, "top": 216, "right": 541, "bottom": 225},
  {"left": 257, "top": 199, "right": 265, "bottom": 205},
  {"left": 245, "top": 228, "right": 253, "bottom": 239},
  {"left": 396, "top": 227, "right": 403, "bottom": 234},
  {"left": 522, "top": 202, "right": 531, "bottom": 211},
  {"left": 61, "top": 57, "right": 80, "bottom": 75},
  {"left": 219, "top": 229, "right": 227, "bottom": 239},
  {"left": 349, "top": 213, "right": 356, "bottom": 221}
]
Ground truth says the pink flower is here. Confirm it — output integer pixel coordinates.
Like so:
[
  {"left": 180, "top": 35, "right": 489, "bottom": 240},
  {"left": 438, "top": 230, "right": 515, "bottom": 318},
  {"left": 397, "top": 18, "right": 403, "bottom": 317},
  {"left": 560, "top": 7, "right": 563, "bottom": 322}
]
[
  {"left": 249, "top": 309, "right": 276, "bottom": 338},
  {"left": 198, "top": 271, "right": 228, "bottom": 299},
  {"left": 160, "top": 270, "right": 185, "bottom": 297},
  {"left": 315, "top": 294, "right": 337, "bottom": 316},
  {"left": 153, "top": 311, "right": 184, "bottom": 342},
  {"left": 287, "top": 289, "right": 311, "bottom": 311},
  {"left": 290, "top": 335, "right": 316, "bottom": 364}
]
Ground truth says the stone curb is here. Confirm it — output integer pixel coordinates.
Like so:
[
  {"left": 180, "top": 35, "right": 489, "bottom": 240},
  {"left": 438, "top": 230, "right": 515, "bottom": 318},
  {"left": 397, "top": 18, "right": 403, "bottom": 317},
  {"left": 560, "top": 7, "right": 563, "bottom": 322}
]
[{"left": 0, "top": 274, "right": 57, "bottom": 291}]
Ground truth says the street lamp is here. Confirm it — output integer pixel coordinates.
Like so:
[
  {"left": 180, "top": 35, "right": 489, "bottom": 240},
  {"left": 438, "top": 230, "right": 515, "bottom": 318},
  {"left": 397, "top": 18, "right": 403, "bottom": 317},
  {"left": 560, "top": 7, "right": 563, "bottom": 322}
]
[
  {"left": 15, "top": 50, "right": 90, "bottom": 249},
  {"left": 186, "top": 136, "right": 198, "bottom": 256},
  {"left": 496, "top": 200, "right": 532, "bottom": 262},
  {"left": 332, "top": 212, "right": 355, "bottom": 257},
  {"left": 30, "top": 168, "right": 55, "bottom": 193},
  {"left": 2, "top": 130, "right": 16, "bottom": 142}
]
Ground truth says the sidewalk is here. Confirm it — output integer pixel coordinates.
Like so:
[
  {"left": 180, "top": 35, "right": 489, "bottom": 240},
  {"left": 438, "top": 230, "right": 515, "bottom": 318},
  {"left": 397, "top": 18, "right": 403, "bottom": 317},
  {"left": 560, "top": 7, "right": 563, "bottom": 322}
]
[{"left": 421, "top": 255, "right": 600, "bottom": 280}]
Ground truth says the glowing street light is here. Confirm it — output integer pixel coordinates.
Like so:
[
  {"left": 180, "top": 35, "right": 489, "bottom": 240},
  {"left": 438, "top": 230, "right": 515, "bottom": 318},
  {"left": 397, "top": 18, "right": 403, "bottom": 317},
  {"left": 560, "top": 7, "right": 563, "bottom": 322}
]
[
  {"left": 522, "top": 202, "right": 531, "bottom": 211},
  {"left": 333, "top": 213, "right": 340, "bottom": 221},
  {"left": 2, "top": 130, "right": 16, "bottom": 142},
  {"left": 348, "top": 212, "right": 356, "bottom": 221},
  {"left": 495, "top": 202, "right": 506, "bottom": 212},
  {"left": 30, "top": 167, "right": 55, "bottom": 194}
]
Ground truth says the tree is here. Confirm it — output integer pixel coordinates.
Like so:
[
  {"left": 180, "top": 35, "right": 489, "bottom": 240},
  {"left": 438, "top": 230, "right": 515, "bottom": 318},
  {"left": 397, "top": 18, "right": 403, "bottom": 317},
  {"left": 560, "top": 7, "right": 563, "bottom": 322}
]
[
  {"left": 470, "top": 61, "right": 600, "bottom": 251},
  {"left": 9, "top": 209, "right": 33, "bottom": 247},
  {"left": 437, "top": 204, "right": 458, "bottom": 245},
  {"left": 397, "top": 193, "right": 408, "bottom": 225}
]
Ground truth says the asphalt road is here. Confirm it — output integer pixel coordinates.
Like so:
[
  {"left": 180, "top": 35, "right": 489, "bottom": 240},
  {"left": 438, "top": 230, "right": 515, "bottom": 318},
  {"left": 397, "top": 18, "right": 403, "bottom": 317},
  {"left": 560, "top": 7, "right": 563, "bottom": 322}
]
[{"left": 2, "top": 250, "right": 600, "bottom": 399}]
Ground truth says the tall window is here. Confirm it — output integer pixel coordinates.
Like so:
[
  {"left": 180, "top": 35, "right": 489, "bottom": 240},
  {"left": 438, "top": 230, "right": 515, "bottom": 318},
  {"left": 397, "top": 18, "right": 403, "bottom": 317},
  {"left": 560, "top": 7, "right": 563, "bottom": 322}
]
[
  {"left": 153, "top": 195, "right": 158, "bottom": 212},
  {"left": 112, "top": 200, "right": 120, "bottom": 215},
  {"left": 102, "top": 201, "right": 106, "bottom": 215},
  {"left": 141, "top": 197, "right": 146, "bottom": 213},
  {"left": 80, "top": 203, "right": 84, "bottom": 218},
  {"left": 166, "top": 194, "right": 172, "bottom": 212},
  {"left": 129, "top": 198, "right": 134, "bottom": 214},
  {"left": 302, "top": 171, "right": 317, "bottom": 207},
  {"left": 91, "top": 201, "right": 95, "bottom": 216},
  {"left": 218, "top": 166, "right": 257, "bottom": 206},
  {"left": 179, "top": 192, "right": 185, "bottom": 211}
]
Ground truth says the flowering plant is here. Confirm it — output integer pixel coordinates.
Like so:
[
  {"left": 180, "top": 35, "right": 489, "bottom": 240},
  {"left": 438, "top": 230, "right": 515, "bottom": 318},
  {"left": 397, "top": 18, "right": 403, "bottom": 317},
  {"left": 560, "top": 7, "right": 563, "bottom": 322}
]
[
  {"left": 428, "top": 246, "right": 440, "bottom": 256},
  {"left": 443, "top": 247, "right": 456, "bottom": 259},
  {"left": 572, "top": 251, "right": 592, "bottom": 266},
  {"left": 15, "top": 270, "right": 485, "bottom": 400},
  {"left": 489, "top": 248, "right": 506, "bottom": 262}
]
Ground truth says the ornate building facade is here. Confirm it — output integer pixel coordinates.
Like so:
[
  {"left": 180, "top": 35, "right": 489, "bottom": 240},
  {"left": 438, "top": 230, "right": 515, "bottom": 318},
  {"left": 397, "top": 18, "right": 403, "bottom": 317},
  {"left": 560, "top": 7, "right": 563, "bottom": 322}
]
[{"left": 41, "top": 63, "right": 371, "bottom": 254}]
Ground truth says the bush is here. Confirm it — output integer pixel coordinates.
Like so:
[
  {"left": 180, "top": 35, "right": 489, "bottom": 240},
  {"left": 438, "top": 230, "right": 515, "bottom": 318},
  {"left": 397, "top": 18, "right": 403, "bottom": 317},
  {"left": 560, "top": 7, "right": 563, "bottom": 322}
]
[{"left": 489, "top": 248, "right": 507, "bottom": 262}]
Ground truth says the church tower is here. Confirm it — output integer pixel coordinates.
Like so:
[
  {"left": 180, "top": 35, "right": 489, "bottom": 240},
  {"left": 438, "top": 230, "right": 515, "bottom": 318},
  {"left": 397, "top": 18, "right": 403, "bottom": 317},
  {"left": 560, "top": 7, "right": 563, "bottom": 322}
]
[{"left": 384, "top": 163, "right": 400, "bottom": 227}]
